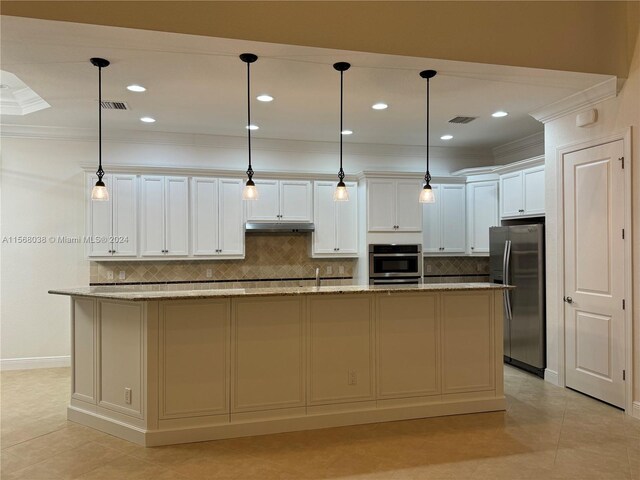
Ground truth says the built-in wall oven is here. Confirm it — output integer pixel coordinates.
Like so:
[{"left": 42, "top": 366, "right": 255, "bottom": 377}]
[{"left": 368, "top": 244, "right": 423, "bottom": 285}]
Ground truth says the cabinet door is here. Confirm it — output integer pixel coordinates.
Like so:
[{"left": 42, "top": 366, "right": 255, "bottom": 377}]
[
  {"left": 246, "top": 180, "right": 279, "bottom": 221},
  {"left": 422, "top": 184, "right": 441, "bottom": 253},
  {"left": 280, "top": 180, "right": 312, "bottom": 222},
  {"left": 440, "top": 184, "right": 466, "bottom": 253},
  {"left": 523, "top": 166, "right": 545, "bottom": 216},
  {"left": 165, "top": 176, "right": 189, "bottom": 256},
  {"left": 468, "top": 181, "right": 498, "bottom": 254},
  {"left": 313, "top": 181, "right": 337, "bottom": 254},
  {"left": 367, "top": 179, "right": 395, "bottom": 231},
  {"left": 336, "top": 182, "right": 358, "bottom": 254},
  {"left": 218, "top": 178, "right": 244, "bottom": 256},
  {"left": 191, "top": 177, "right": 218, "bottom": 256},
  {"left": 395, "top": 180, "right": 423, "bottom": 231},
  {"left": 87, "top": 174, "right": 112, "bottom": 257},
  {"left": 140, "top": 175, "right": 165, "bottom": 256},
  {"left": 500, "top": 171, "right": 523, "bottom": 218},
  {"left": 111, "top": 174, "right": 137, "bottom": 257}
]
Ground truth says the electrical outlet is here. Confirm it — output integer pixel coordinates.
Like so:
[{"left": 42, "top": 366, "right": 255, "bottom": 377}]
[
  {"left": 339, "top": 265, "right": 344, "bottom": 274},
  {"left": 124, "top": 387, "right": 132, "bottom": 405},
  {"left": 119, "top": 271, "right": 126, "bottom": 280},
  {"left": 107, "top": 270, "right": 114, "bottom": 280},
  {"left": 326, "top": 266, "right": 333, "bottom": 275},
  {"left": 426, "top": 264, "right": 432, "bottom": 273},
  {"left": 348, "top": 370, "right": 357, "bottom": 386},
  {"left": 206, "top": 268, "right": 213, "bottom": 278}
]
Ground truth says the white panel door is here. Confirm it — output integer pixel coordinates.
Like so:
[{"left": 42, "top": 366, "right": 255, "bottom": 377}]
[
  {"left": 395, "top": 180, "right": 422, "bottom": 231},
  {"left": 246, "top": 179, "right": 279, "bottom": 221},
  {"left": 111, "top": 174, "right": 137, "bottom": 257},
  {"left": 564, "top": 140, "right": 625, "bottom": 408},
  {"left": 87, "top": 174, "right": 112, "bottom": 257},
  {"left": 500, "top": 171, "right": 523, "bottom": 218},
  {"left": 218, "top": 178, "right": 244, "bottom": 256},
  {"left": 165, "top": 176, "right": 189, "bottom": 256},
  {"left": 336, "top": 182, "right": 358, "bottom": 254},
  {"left": 313, "top": 181, "right": 337, "bottom": 254},
  {"left": 367, "top": 179, "right": 395, "bottom": 231},
  {"left": 422, "top": 184, "right": 441, "bottom": 253},
  {"left": 440, "top": 184, "right": 466, "bottom": 253},
  {"left": 468, "top": 181, "right": 498, "bottom": 254},
  {"left": 191, "top": 177, "right": 218, "bottom": 256},
  {"left": 523, "top": 165, "right": 545, "bottom": 216},
  {"left": 140, "top": 175, "right": 165, "bottom": 256},
  {"left": 280, "top": 180, "right": 312, "bottom": 222}
]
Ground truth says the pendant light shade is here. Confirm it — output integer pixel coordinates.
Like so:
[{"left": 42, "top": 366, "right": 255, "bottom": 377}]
[
  {"left": 90, "top": 57, "right": 110, "bottom": 201},
  {"left": 333, "top": 61, "right": 351, "bottom": 202},
  {"left": 240, "top": 53, "right": 259, "bottom": 201},
  {"left": 419, "top": 69, "right": 437, "bottom": 204}
]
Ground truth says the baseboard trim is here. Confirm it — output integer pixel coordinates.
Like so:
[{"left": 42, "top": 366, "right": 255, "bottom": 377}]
[
  {"left": 1, "top": 355, "right": 71, "bottom": 371},
  {"left": 632, "top": 401, "right": 640, "bottom": 420},
  {"left": 544, "top": 368, "right": 559, "bottom": 386}
]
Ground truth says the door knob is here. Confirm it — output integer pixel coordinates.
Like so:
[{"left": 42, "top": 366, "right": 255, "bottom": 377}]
[{"left": 564, "top": 296, "right": 573, "bottom": 304}]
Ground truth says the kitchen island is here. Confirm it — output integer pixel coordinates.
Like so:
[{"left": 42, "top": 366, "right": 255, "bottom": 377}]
[{"left": 50, "top": 283, "right": 511, "bottom": 446}]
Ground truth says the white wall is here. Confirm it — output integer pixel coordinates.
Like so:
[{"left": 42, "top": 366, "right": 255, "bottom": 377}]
[
  {"left": 0, "top": 131, "right": 492, "bottom": 365},
  {"left": 543, "top": 34, "right": 640, "bottom": 408}
]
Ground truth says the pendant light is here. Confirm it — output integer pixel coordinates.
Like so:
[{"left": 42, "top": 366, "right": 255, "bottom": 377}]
[
  {"left": 240, "top": 53, "right": 258, "bottom": 200},
  {"left": 419, "top": 69, "right": 437, "bottom": 204},
  {"left": 333, "top": 62, "right": 351, "bottom": 202},
  {"left": 90, "top": 57, "right": 110, "bottom": 201}
]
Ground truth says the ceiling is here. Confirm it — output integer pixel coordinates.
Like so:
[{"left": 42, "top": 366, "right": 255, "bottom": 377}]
[{"left": 0, "top": 16, "right": 614, "bottom": 149}]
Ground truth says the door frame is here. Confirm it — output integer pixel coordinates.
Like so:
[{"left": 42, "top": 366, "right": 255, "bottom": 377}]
[{"left": 554, "top": 127, "right": 633, "bottom": 415}]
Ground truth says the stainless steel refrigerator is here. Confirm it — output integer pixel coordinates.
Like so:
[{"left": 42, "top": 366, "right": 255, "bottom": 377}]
[{"left": 489, "top": 224, "right": 545, "bottom": 376}]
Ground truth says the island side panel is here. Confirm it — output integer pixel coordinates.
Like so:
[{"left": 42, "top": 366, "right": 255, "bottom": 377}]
[
  {"left": 71, "top": 297, "right": 97, "bottom": 404},
  {"left": 493, "top": 290, "right": 505, "bottom": 399}
]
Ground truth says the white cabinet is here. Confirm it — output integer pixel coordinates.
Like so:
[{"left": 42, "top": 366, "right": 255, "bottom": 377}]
[
  {"left": 246, "top": 180, "right": 312, "bottom": 222},
  {"left": 191, "top": 178, "right": 244, "bottom": 257},
  {"left": 422, "top": 184, "right": 466, "bottom": 253},
  {"left": 312, "top": 181, "right": 358, "bottom": 257},
  {"left": 500, "top": 165, "right": 545, "bottom": 218},
  {"left": 141, "top": 176, "right": 189, "bottom": 257},
  {"left": 367, "top": 179, "right": 422, "bottom": 232},
  {"left": 87, "top": 173, "right": 137, "bottom": 258},
  {"left": 467, "top": 181, "right": 498, "bottom": 254}
]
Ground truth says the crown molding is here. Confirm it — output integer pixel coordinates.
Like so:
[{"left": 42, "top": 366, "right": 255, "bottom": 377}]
[
  {"left": 356, "top": 171, "right": 465, "bottom": 184},
  {"left": 529, "top": 77, "right": 617, "bottom": 124},
  {"left": 492, "top": 131, "right": 544, "bottom": 164},
  {"left": 0, "top": 124, "right": 491, "bottom": 161},
  {"left": 492, "top": 155, "right": 544, "bottom": 174},
  {"left": 450, "top": 166, "right": 498, "bottom": 177}
]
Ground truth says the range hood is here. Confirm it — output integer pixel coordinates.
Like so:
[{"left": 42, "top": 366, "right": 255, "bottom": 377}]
[{"left": 245, "top": 222, "right": 315, "bottom": 233}]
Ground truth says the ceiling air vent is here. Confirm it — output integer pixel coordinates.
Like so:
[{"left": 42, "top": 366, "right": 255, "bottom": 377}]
[
  {"left": 448, "top": 116, "right": 477, "bottom": 124},
  {"left": 100, "top": 100, "right": 129, "bottom": 110}
]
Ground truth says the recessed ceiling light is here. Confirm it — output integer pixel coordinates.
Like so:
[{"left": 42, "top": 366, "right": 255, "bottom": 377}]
[
  {"left": 341, "top": 129, "right": 353, "bottom": 135},
  {"left": 492, "top": 111, "right": 508, "bottom": 118},
  {"left": 140, "top": 116, "right": 156, "bottom": 123},
  {"left": 372, "top": 103, "right": 388, "bottom": 110},
  {"left": 127, "top": 84, "right": 146, "bottom": 92},
  {"left": 246, "top": 124, "right": 259, "bottom": 130},
  {"left": 256, "top": 94, "right": 273, "bottom": 102},
  {"left": 440, "top": 134, "right": 453, "bottom": 140}
]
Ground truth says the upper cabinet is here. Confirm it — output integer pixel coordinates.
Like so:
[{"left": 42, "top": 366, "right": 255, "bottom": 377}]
[
  {"left": 466, "top": 181, "right": 499, "bottom": 254},
  {"left": 422, "top": 184, "right": 466, "bottom": 254},
  {"left": 500, "top": 164, "right": 545, "bottom": 219},
  {"left": 87, "top": 173, "right": 137, "bottom": 257},
  {"left": 191, "top": 177, "right": 244, "bottom": 258},
  {"left": 141, "top": 175, "right": 189, "bottom": 257},
  {"left": 246, "top": 180, "right": 312, "bottom": 223},
  {"left": 312, "top": 181, "right": 358, "bottom": 257},
  {"left": 367, "top": 179, "right": 422, "bottom": 232}
]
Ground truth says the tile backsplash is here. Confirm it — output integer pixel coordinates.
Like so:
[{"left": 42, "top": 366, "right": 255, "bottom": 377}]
[
  {"left": 423, "top": 256, "right": 490, "bottom": 283},
  {"left": 91, "top": 233, "right": 356, "bottom": 285}
]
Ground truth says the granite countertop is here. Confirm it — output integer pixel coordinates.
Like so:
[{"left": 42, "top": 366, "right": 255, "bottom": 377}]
[{"left": 49, "top": 283, "right": 513, "bottom": 302}]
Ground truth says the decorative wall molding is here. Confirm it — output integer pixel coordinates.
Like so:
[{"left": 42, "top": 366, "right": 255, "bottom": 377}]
[
  {"left": 492, "top": 131, "right": 545, "bottom": 165},
  {"left": 0, "top": 124, "right": 492, "bottom": 161},
  {"left": 1, "top": 355, "right": 70, "bottom": 371},
  {"left": 529, "top": 77, "right": 617, "bottom": 124}
]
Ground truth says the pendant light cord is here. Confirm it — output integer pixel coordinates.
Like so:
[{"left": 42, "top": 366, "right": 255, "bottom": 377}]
[
  {"left": 338, "top": 69, "right": 345, "bottom": 182},
  {"left": 425, "top": 76, "right": 431, "bottom": 186},
  {"left": 246, "top": 61, "right": 253, "bottom": 181},
  {"left": 97, "top": 65, "right": 104, "bottom": 181}
]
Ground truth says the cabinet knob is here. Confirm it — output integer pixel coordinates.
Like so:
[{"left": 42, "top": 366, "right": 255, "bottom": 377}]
[
  {"left": 336, "top": 248, "right": 340, "bottom": 251},
  {"left": 519, "top": 209, "right": 524, "bottom": 213},
  {"left": 471, "top": 247, "right": 475, "bottom": 250}
]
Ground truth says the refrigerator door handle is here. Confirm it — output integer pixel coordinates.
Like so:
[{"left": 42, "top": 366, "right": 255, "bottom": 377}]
[{"left": 504, "top": 240, "right": 513, "bottom": 320}]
